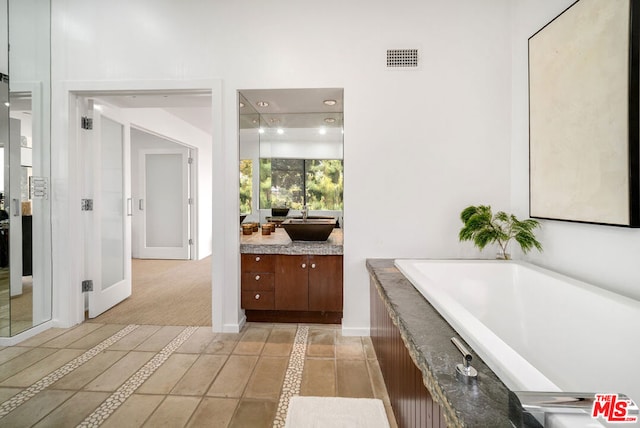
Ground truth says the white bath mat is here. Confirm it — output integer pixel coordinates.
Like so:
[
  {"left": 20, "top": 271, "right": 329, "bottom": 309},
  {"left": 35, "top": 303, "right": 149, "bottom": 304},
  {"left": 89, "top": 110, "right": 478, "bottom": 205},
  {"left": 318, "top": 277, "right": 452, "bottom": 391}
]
[{"left": 284, "top": 396, "right": 390, "bottom": 428}]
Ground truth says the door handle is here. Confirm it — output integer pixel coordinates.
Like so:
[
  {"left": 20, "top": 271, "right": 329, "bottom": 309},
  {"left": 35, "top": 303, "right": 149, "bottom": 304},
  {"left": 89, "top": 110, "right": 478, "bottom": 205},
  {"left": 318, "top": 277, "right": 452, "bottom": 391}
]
[
  {"left": 139, "top": 199, "right": 144, "bottom": 211},
  {"left": 127, "top": 198, "right": 132, "bottom": 216}
]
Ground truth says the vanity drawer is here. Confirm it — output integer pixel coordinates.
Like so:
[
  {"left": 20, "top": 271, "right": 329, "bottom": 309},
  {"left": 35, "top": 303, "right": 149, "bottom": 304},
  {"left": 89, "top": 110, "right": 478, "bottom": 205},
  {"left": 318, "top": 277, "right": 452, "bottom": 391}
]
[
  {"left": 241, "top": 254, "right": 275, "bottom": 272},
  {"left": 241, "top": 272, "right": 274, "bottom": 291},
  {"left": 241, "top": 290, "right": 275, "bottom": 310}
]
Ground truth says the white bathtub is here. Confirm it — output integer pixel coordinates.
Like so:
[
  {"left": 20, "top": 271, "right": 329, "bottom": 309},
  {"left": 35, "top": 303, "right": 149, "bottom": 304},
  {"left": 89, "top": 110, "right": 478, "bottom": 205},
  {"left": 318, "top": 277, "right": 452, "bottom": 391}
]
[{"left": 394, "top": 259, "right": 640, "bottom": 408}]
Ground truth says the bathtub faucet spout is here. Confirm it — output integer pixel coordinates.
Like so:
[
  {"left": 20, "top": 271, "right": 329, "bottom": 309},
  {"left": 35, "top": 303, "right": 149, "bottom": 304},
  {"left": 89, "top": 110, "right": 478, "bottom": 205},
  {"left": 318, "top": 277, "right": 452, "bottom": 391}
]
[{"left": 451, "top": 337, "right": 478, "bottom": 384}]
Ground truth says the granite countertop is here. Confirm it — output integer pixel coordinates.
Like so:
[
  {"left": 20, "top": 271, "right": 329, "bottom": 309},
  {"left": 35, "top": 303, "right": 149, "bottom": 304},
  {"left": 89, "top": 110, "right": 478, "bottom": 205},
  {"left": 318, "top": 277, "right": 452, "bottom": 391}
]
[
  {"left": 366, "top": 259, "right": 513, "bottom": 428},
  {"left": 240, "top": 227, "right": 343, "bottom": 255}
]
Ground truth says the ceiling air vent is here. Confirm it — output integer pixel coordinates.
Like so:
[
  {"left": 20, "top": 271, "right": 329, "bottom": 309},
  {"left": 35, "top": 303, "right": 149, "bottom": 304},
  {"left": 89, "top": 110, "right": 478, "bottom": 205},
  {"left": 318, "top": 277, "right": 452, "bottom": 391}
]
[{"left": 386, "top": 49, "right": 419, "bottom": 69}]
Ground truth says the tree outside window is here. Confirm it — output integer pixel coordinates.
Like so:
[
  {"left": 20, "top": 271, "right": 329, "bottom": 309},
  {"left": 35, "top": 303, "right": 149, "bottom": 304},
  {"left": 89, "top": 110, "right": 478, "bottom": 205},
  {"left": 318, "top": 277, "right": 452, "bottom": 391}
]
[
  {"left": 259, "top": 158, "right": 343, "bottom": 210},
  {"left": 239, "top": 159, "right": 252, "bottom": 213}
]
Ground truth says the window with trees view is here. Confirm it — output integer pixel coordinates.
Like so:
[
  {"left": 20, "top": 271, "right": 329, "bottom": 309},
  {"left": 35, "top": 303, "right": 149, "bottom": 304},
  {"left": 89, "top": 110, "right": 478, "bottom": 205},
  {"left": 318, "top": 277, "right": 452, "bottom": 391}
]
[{"left": 259, "top": 158, "right": 343, "bottom": 210}]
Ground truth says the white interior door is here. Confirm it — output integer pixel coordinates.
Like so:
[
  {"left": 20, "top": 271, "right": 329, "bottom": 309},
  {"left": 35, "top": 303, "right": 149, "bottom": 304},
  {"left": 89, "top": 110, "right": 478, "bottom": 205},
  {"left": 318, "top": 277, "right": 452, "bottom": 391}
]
[
  {"left": 82, "top": 99, "right": 132, "bottom": 318},
  {"left": 137, "top": 148, "right": 190, "bottom": 259}
]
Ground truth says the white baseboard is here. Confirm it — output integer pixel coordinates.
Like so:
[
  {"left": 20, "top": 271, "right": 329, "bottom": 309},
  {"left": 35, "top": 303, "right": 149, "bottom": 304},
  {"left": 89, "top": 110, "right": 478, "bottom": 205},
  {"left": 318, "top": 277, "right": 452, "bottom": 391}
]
[
  {"left": 0, "top": 321, "right": 54, "bottom": 346},
  {"left": 221, "top": 314, "right": 246, "bottom": 333},
  {"left": 341, "top": 325, "right": 370, "bottom": 337}
]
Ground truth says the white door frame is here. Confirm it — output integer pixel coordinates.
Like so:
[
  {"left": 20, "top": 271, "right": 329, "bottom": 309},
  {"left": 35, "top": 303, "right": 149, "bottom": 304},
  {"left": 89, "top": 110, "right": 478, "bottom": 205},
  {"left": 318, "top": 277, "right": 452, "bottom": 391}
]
[
  {"left": 8, "top": 80, "right": 52, "bottom": 326},
  {"left": 54, "top": 79, "right": 230, "bottom": 331}
]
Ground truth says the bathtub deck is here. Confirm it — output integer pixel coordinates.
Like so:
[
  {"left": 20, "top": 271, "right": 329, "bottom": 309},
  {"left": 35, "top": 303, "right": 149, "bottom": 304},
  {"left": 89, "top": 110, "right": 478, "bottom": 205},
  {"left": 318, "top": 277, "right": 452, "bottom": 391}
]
[{"left": 366, "top": 259, "right": 514, "bottom": 427}]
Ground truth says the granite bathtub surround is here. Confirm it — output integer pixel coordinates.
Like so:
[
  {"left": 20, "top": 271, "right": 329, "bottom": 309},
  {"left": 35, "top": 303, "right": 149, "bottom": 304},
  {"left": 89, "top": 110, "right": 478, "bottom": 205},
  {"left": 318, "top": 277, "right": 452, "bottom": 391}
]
[
  {"left": 366, "top": 259, "right": 512, "bottom": 427},
  {"left": 240, "top": 227, "right": 343, "bottom": 255}
]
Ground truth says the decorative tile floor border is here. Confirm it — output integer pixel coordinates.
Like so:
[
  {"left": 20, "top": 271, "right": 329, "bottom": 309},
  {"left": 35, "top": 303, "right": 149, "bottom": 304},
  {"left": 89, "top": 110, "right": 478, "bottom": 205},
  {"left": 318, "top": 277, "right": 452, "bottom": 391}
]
[
  {"left": 77, "top": 326, "right": 198, "bottom": 428},
  {"left": 273, "top": 325, "right": 309, "bottom": 428},
  {"left": 0, "top": 324, "right": 140, "bottom": 418}
]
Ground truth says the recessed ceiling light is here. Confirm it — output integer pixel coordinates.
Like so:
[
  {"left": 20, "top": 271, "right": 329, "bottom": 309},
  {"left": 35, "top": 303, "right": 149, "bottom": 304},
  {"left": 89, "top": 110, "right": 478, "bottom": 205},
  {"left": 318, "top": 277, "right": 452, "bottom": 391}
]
[
  {"left": 252, "top": 119, "right": 258, "bottom": 124},
  {"left": 270, "top": 118, "right": 280, "bottom": 124},
  {"left": 323, "top": 99, "right": 337, "bottom": 106},
  {"left": 256, "top": 101, "right": 269, "bottom": 107},
  {"left": 324, "top": 118, "right": 336, "bottom": 124},
  {"left": 239, "top": 102, "right": 245, "bottom": 108}
]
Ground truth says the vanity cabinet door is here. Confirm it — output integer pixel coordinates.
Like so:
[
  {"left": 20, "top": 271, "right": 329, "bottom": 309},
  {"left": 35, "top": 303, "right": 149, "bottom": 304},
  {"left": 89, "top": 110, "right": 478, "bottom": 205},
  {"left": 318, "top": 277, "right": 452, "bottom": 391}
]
[
  {"left": 275, "top": 255, "right": 309, "bottom": 310},
  {"left": 308, "top": 255, "right": 343, "bottom": 312}
]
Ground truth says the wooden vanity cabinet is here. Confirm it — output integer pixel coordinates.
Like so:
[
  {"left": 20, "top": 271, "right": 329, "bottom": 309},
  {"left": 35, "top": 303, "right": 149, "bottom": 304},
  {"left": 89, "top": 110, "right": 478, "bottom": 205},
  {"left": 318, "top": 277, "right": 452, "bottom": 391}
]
[
  {"left": 241, "top": 253, "right": 343, "bottom": 322},
  {"left": 240, "top": 254, "right": 275, "bottom": 310}
]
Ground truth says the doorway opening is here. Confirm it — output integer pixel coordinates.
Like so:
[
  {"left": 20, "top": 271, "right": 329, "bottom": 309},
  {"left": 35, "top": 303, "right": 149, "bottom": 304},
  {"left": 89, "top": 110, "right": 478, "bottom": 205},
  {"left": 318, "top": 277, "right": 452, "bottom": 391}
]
[{"left": 71, "top": 89, "right": 213, "bottom": 325}]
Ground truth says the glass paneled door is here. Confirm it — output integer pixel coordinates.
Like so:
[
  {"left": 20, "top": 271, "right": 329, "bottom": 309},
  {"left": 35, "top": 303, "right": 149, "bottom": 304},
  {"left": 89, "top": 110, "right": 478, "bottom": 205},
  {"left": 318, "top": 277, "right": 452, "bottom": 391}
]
[
  {"left": 81, "top": 99, "right": 132, "bottom": 318},
  {"left": 137, "top": 147, "right": 191, "bottom": 260}
]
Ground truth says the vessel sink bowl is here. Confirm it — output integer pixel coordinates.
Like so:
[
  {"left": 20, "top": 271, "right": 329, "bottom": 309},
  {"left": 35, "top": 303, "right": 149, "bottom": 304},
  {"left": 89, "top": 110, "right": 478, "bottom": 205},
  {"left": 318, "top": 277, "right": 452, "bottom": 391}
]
[{"left": 281, "top": 218, "right": 336, "bottom": 241}]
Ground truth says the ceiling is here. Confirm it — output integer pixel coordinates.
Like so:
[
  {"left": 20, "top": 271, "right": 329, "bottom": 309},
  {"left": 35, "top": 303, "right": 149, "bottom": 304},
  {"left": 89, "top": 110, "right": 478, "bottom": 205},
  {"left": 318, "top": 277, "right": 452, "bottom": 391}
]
[
  {"left": 88, "top": 87, "right": 344, "bottom": 134},
  {"left": 95, "top": 90, "right": 213, "bottom": 134},
  {"left": 239, "top": 88, "right": 344, "bottom": 130}
]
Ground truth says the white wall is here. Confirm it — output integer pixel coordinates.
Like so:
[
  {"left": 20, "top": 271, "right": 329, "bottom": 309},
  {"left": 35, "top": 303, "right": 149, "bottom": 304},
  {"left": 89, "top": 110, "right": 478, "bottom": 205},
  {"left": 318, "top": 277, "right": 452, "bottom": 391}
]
[
  {"left": 51, "top": 0, "right": 513, "bottom": 333},
  {"left": 511, "top": 0, "right": 640, "bottom": 302}
]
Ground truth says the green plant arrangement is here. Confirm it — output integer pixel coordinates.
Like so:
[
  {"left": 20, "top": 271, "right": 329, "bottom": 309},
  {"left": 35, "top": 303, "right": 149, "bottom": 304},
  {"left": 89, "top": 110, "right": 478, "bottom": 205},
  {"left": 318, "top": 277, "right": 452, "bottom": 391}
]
[{"left": 458, "top": 205, "right": 542, "bottom": 260}]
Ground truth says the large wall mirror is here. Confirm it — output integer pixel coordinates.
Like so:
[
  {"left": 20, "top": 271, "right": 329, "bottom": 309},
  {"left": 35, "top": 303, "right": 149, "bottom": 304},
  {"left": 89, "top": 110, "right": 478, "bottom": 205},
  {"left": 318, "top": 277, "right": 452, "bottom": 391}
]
[
  {"left": 0, "top": 0, "right": 52, "bottom": 337},
  {"left": 529, "top": 0, "right": 640, "bottom": 227},
  {"left": 238, "top": 88, "right": 344, "bottom": 226}
]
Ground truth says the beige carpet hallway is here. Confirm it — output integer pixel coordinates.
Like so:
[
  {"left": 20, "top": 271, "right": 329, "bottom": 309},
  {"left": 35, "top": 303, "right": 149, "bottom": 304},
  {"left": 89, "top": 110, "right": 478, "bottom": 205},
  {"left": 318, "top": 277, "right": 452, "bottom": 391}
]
[{"left": 89, "top": 258, "right": 212, "bottom": 326}]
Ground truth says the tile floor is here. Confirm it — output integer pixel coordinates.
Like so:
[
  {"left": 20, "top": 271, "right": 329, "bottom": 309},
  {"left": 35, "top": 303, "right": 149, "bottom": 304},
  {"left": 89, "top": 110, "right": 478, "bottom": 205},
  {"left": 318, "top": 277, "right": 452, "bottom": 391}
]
[{"left": 0, "top": 322, "right": 397, "bottom": 427}]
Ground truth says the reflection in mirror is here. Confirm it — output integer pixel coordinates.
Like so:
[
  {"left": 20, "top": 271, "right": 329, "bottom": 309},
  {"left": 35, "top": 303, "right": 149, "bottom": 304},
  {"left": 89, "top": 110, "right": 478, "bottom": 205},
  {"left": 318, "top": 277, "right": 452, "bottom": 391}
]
[
  {"left": 239, "top": 93, "right": 259, "bottom": 217},
  {"left": 238, "top": 88, "right": 344, "bottom": 227},
  {"left": 8, "top": 91, "right": 35, "bottom": 335},
  {"left": 0, "top": 0, "right": 52, "bottom": 337},
  {"left": 0, "top": 77, "right": 9, "bottom": 335}
]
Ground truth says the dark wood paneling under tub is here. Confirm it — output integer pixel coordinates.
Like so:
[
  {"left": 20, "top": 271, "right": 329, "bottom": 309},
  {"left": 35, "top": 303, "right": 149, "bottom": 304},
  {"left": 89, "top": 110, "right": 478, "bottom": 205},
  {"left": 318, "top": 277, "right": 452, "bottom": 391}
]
[
  {"left": 371, "top": 280, "right": 447, "bottom": 428},
  {"left": 367, "top": 259, "right": 513, "bottom": 428}
]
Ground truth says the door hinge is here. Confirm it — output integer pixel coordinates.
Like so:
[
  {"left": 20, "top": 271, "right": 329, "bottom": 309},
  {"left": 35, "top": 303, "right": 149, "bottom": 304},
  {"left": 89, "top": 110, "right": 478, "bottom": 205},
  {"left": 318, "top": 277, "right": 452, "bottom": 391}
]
[
  {"left": 188, "top": 157, "right": 193, "bottom": 164},
  {"left": 81, "top": 116, "right": 93, "bottom": 130},
  {"left": 82, "top": 280, "right": 94, "bottom": 292},
  {"left": 81, "top": 199, "right": 94, "bottom": 211},
  {"left": 188, "top": 197, "right": 193, "bottom": 205},
  {"left": 189, "top": 238, "right": 193, "bottom": 245}
]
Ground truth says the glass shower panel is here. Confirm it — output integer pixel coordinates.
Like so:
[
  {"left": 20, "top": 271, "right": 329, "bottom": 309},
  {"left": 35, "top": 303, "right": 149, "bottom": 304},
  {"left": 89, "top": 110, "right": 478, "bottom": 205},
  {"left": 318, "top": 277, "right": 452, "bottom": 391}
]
[
  {"left": 4, "top": 0, "right": 53, "bottom": 336},
  {"left": 0, "top": 78, "right": 9, "bottom": 336},
  {"left": 100, "top": 117, "right": 125, "bottom": 291},
  {"left": 9, "top": 92, "right": 34, "bottom": 335}
]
